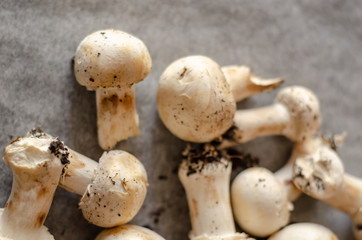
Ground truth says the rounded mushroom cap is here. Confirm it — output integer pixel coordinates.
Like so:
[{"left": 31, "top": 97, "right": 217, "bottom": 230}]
[
  {"left": 231, "top": 167, "right": 292, "bottom": 237},
  {"left": 95, "top": 225, "right": 165, "bottom": 240},
  {"left": 268, "top": 223, "right": 338, "bottom": 240},
  {"left": 276, "top": 86, "right": 321, "bottom": 142},
  {"left": 293, "top": 140, "right": 344, "bottom": 199},
  {"left": 79, "top": 150, "right": 148, "bottom": 228},
  {"left": 157, "top": 55, "right": 236, "bottom": 143},
  {"left": 74, "top": 29, "right": 152, "bottom": 90}
]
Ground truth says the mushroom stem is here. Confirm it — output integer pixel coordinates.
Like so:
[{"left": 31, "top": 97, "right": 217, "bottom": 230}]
[
  {"left": 178, "top": 144, "right": 252, "bottom": 240},
  {"left": 0, "top": 131, "right": 69, "bottom": 239},
  {"left": 322, "top": 174, "right": 362, "bottom": 219},
  {"left": 59, "top": 149, "right": 97, "bottom": 195},
  {"left": 218, "top": 86, "right": 321, "bottom": 149},
  {"left": 96, "top": 86, "right": 139, "bottom": 150},
  {"left": 222, "top": 65, "right": 284, "bottom": 102}
]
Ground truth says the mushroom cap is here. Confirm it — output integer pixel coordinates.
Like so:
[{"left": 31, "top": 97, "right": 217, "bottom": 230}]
[
  {"left": 276, "top": 86, "right": 321, "bottom": 142},
  {"left": 231, "top": 167, "right": 292, "bottom": 237},
  {"left": 95, "top": 225, "right": 165, "bottom": 240},
  {"left": 268, "top": 223, "right": 338, "bottom": 240},
  {"left": 293, "top": 139, "right": 344, "bottom": 200},
  {"left": 157, "top": 55, "right": 236, "bottom": 143},
  {"left": 74, "top": 29, "right": 152, "bottom": 90},
  {"left": 79, "top": 150, "right": 148, "bottom": 228}
]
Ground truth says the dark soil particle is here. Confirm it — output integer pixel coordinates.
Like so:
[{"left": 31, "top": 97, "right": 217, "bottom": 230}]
[
  {"left": 182, "top": 142, "right": 258, "bottom": 176},
  {"left": 49, "top": 138, "right": 70, "bottom": 165}
]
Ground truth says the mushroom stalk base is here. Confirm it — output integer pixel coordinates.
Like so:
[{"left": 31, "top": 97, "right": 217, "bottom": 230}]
[
  {"left": 179, "top": 153, "right": 251, "bottom": 240},
  {"left": 96, "top": 86, "right": 140, "bottom": 150}
]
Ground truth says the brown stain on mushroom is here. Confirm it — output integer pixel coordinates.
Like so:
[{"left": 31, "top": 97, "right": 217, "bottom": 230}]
[
  {"left": 35, "top": 212, "right": 46, "bottom": 228},
  {"left": 36, "top": 187, "right": 48, "bottom": 200},
  {"left": 100, "top": 94, "right": 119, "bottom": 115},
  {"left": 191, "top": 198, "right": 199, "bottom": 219}
]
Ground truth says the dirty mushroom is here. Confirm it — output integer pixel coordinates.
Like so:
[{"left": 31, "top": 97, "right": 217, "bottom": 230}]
[
  {"left": 222, "top": 65, "right": 283, "bottom": 102},
  {"left": 59, "top": 150, "right": 148, "bottom": 228},
  {"left": 95, "top": 225, "right": 165, "bottom": 240},
  {"left": 157, "top": 55, "right": 282, "bottom": 143},
  {"left": 178, "top": 144, "right": 253, "bottom": 240},
  {"left": 219, "top": 86, "right": 321, "bottom": 149},
  {"left": 292, "top": 137, "right": 362, "bottom": 239},
  {"left": 268, "top": 223, "right": 338, "bottom": 240},
  {"left": 0, "top": 130, "right": 69, "bottom": 239},
  {"left": 231, "top": 167, "right": 293, "bottom": 237},
  {"left": 74, "top": 29, "right": 152, "bottom": 150}
]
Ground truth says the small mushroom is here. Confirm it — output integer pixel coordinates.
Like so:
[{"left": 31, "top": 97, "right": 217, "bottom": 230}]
[
  {"left": 95, "top": 225, "right": 165, "bottom": 240},
  {"left": 268, "top": 223, "right": 338, "bottom": 240},
  {"left": 157, "top": 55, "right": 282, "bottom": 143},
  {"left": 178, "top": 144, "right": 253, "bottom": 240},
  {"left": 231, "top": 167, "right": 293, "bottom": 237},
  {"left": 0, "top": 130, "right": 69, "bottom": 239},
  {"left": 74, "top": 29, "right": 152, "bottom": 150},
  {"left": 292, "top": 137, "right": 362, "bottom": 239},
  {"left": 59, "top": 150, "right": 148, "bottom": 228},
  {"left": 219, "top": 86, "right": 321, "bottom": 149}
]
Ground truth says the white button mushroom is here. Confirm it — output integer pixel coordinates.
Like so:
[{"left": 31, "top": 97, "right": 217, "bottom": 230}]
[
  {"left": 74, "top": 29, "right": 152, "bottom": 150},
  {"left": 268, "top": 223, "right": 338, "bottom": 240},
  {"left": 95, "top": 225, "right": 165, "bottom": 240},
  {"left": 0, "top": 129, "right": 69, "bottom": 240},
  {"left": 231, "top": 167, "right": 292, "bottom": 237},
  {"left": 219, "top": 86, "right": 321, "bottom": 149},
  {"left": 59, "top": 150, "right": 148, "bottom": 228},
  {"left": 292, "top": 137, "right": 362, "bottom": 239},
  {"left": 178, "top": 144, "right": 253, "bottom": 240},
  {"left": 157, "top": 55, "right": 282, "bottom": 143}
]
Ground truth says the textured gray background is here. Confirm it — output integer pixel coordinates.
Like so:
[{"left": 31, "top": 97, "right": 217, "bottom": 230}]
[{"left": 0, "top": 0, "right": 361, "bottom": 239}]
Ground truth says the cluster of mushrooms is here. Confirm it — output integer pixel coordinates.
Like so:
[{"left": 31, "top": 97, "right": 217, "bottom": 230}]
[{"left": 1, "top": 29, "right": 361, "bottom": 240}]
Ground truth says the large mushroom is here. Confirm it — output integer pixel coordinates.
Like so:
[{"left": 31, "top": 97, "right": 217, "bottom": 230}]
[
  {"left": 178, "top": 144, "right": 253, "bottom": 240},
  {"left": 157, "top": 55, "right": 282, "bottom": 143},
  {"left": 0, "top": 130, "right": 69, "bottom": 239},
  {"left": 74, "top": 29, "right": 152, "bottom": 150}
]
